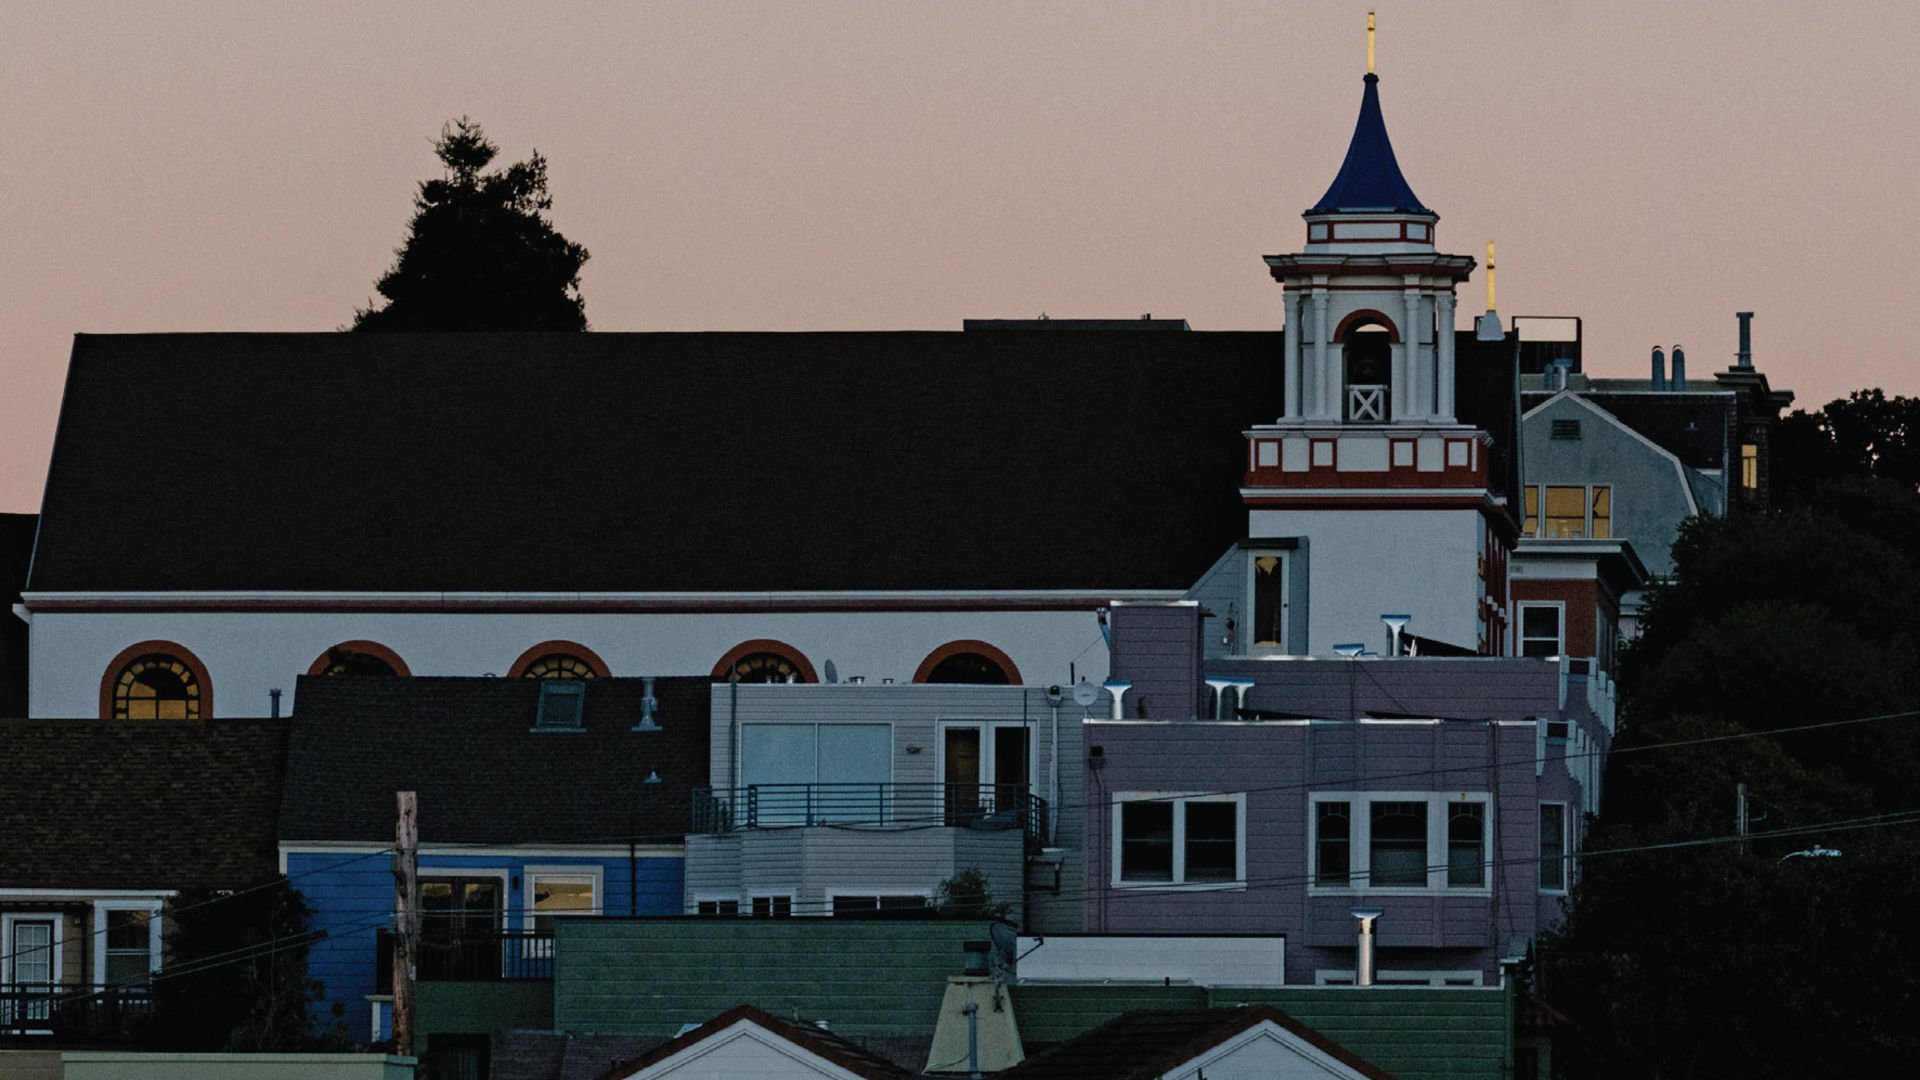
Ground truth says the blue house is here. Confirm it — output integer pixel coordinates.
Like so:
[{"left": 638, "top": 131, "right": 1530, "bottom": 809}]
[{"left": 278, "top": 675, "right": 704, "bottom": 1041}]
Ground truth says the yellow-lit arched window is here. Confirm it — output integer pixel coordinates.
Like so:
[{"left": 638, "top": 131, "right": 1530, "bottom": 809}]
[
  {"left": 114, "top": 655, "right": 201, "bottom": 720},
  {"left": 522, "top": 654, "right": 599, "bottom": 680}
]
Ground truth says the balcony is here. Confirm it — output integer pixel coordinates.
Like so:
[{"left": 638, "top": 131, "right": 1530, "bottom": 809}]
[
  {"left": 374, "top": 928, "right": 555, "bottom": 992},
  {"left": 692, "top": 783, "right": 1048, "bottom": 849},
  {"left": 0, "top": 983, "right": 152, "bottom": 1041}
]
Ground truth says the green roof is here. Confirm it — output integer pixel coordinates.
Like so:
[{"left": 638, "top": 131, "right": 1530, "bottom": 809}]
[{"left": 1013, "top": 985, "right": 1511, "bottom": 1080}]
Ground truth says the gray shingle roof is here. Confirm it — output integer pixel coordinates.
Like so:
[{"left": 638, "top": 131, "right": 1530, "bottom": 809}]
[{"left": 279, "top": 675, "right": 709, "bottom": 844}]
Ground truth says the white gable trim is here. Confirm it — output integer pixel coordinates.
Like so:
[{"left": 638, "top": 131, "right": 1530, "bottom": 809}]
[
  {"left": 1522, "top": 391, "right": 1701, "bottom": 517},
  {"left": 1164, "top": 1019, "right": 1380, "bottom": 1080},
  {"left": 613, "top": 1019, "right": 874, "bottom": 1080}
]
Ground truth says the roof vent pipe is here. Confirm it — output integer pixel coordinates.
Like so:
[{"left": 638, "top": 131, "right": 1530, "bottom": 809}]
[
  {"left": 1736, "top": 312, "right": 1754, "bottom": 369},
  {"left": 1380, "top": 615, "right": 1411, "bottom": 658},
  {"left": 1650, "top": 347, "right": 1666, "bottom": 391},
  {"left": 269, "top": 688, "right": 282, "bottom": 719},
  {"left": 1352, "top": 907, "right": 1383, "bottom": 986},
  {"left": 1103, "top": 680, "right": 1132, "bottom": 720},
  {"left": 1671, "top": 345, "right": 1686, "bottom": 390},
  {"left": 633, "top": 675, "right": 663, "bottom": 732}
]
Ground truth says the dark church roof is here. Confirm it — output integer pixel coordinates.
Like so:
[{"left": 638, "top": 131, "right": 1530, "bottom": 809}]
[
  {"left": 31, "top": 332, "right": 1284, "bottom": 594},
  {"left": 279, "top": 675, "right": 709, "bottom": 844},
  {"left": 0, "top": 717, "right": 286, "bottom": 890},
  {"left": 0, "top": 513, "right": 33, "bottom": 716},
  {"left": 1310, "top": 73, "right": 1429, "bottom": 215}
]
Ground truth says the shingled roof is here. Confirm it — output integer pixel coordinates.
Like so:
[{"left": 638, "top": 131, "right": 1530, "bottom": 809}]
[
  {"left": 1000, "top": 1005, "right": 1394, "bottom": 1080},
  {"left": 29, "top": 331, "right": 1283, "bottom": 594},
  {"left": 0, "top": 717, "right": 287, "bottom": 890},
  {"left": 595, "top": 1004, "right": 912, "bottom": 1080},
  {"left": 279, "top": 675, "right": 709, "bottom": 845}
]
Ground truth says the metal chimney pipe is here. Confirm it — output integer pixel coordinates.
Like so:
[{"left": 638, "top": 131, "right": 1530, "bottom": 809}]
[
  {"left": 1671, "top": 345, "right": 1686, "bottom": 390},
  {"left": 964, "top": 1002, "right": 981, "bottom": 1080},
  {"left": 1736, "top": 312, "right": 1754, "bottom": 369},
  {"left": 1650, "top": 347, "right": 1666, "bottom": 391},
  {"left": 1352, "top": 907, "right": 1383, "bottom": 986},
  {"left": 269, "top": 688, "right": 282, "bottom": 719},
  {"left": 1104, "top": 680, "right": 1132, "bottom": 720}
]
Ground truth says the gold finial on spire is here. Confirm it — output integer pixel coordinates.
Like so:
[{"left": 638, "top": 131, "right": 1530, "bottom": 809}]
[
  {"left": 1486, "top": 241, "right": 1498, "bottom": 311},
  {"left": 1367, "top": 11, "right": 1376, "bottom": 73}
]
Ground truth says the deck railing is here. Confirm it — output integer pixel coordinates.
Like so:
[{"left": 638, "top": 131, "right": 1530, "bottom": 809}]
[
  {"left": 373, "top": 927, "right": 555, "bottom": 990},
  {"left": 0, "top": 983, "right": 152, "bottom": 1040},
  {"left": 692, "top": 782, "right": 1047, "bottom": 847}
]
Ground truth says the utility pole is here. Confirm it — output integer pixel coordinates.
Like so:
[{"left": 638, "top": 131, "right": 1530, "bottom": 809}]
[
  {"left": 392, "top": 791, "right": 419, "bottom": 1055},
  {"left": 1736, "top": 782, "right": 1749, "bottom": 855}
]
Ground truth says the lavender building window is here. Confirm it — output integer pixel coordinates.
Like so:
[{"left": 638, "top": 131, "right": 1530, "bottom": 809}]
[
  {"left": 1540, "top": 803, "right": 1569, "bottom": 892},
  {"left": 1311, "top": 792, "right": 1492, "bottom": 893},
  {"left": 1114, "top": 794, "right": 1245, "bottom": 887}
]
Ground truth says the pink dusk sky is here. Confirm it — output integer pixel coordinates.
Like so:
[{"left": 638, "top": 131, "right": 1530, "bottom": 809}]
[{"left": 4, "top": 1, "right": 1916, "bottom": 512}]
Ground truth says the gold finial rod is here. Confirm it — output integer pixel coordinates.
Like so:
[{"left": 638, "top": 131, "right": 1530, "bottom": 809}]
[
  {"left": 1486, "top": 241, "right": 1498, "bottom": 311},
  {"left": 1367, "top": 12, "right": 1376, "bottom": 73}
]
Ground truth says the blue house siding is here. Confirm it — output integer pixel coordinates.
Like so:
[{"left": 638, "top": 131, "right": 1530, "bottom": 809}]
[{"left": 286, "top": 849, "right": 683, "bottom": 1041}]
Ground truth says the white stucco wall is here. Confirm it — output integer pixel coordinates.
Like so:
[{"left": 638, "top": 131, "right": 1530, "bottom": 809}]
[
  {"left": 1248, "top": 508, "right": 1483, "bottom": 654},
  {"left": 24, "top": 608, "right": 1114, "bottom": 718}
]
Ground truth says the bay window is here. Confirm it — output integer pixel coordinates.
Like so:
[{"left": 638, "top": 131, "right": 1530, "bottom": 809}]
[{"left": 1309, "top": 793, "right": 1492, "bottom": 893}]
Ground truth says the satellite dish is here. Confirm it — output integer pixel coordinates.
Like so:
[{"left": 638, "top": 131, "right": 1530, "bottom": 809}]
[
  {"left": 824, "top": 660, "right": 839, "bottom": 684},
  {"left": 1071, "top": 679, "right": 1099, "bottom": 708},
  {"left": 989, "top": 921, "right": 1019, "bottom": 960}
]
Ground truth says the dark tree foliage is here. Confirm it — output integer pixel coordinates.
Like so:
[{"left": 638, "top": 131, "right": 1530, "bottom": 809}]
[
  {"left": 145, "top": 879, "right": 348, "bottom": 1051},
  {"left": 353, "top": 117, "right": 589, "bottom": 331},
  {"left": 1543, "top": 401, "right": 1920, "bottom": 1077},
  {"left": 1775, "top": 389, "right": 1920, "bottom": 499}
]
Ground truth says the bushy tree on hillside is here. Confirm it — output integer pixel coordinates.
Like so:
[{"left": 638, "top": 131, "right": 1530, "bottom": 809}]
[
  {"left": 1543, "top": 450, "right": 1920, "bottom": 1076},
  {"left": 353, "top": 117, "right": 589, "bottom": 332}
]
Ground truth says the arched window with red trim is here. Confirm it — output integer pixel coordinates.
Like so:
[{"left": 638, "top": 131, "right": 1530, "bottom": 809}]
[
  {"left": 711, "top": 640, "right": 817, "bottom": 684},
  {"left": 307, "top": 641, "right": 411, "bottom": 678},
  {"left": 508, "top": 641, "right": 611, "bottom": 679},
  {"left": 101, "top": 641, "right": 212, "bottom": 720},
  {"left": 913, "top": 641, "right": 1022, "bottom": 686}
]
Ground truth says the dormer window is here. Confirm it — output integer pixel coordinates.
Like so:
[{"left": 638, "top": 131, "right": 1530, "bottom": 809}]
[{"left": 534, "top": 681, "right": 586, "bottom": 730}]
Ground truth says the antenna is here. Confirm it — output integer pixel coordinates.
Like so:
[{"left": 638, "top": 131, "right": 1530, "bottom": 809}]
[
  {"left": 823, "top": 659, "right": 839, "bottom": 684},
  {"left": 1367, "top": 11, "right": 1376, "bottom": 73}
]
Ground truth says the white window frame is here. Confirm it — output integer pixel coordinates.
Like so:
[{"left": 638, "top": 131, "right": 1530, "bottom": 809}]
[
  {"left": 934, "top": 720, "right": 1039, "bottom": 791},
  {"left": 1307, "top": 791, "right": 1494, "bottom": 895},
  {"left": 1110, "top": 792, "right": 1248, "bottom": 890},
  {"left": 522, "top": 866, "right": 603, "bottom": 926},
  {"left": 1539, "top": 802, "right": 1571, "bottom": 895},
  {"left": 1244, "top": 551, "right": 1291, "bottom": 654},
  {"left": 1516, "top": 601, "right": 1565, "bottom": 658},
  {"left": 91, "top": 899, "right": 163, "bottom": 987},
  {"left": 1314, "top": 968, "right": 1484, "bottom": 987},
  {"left": 692, "top": 895, "right": 741, "bottom": 916},
  {"left": 1529, "top": 483, "right": 1612, "bottom": 539},
  {"left": 749, "top": 891, "right": 797, "bottom": 918},
  {"left": 825, "top": 891, "right": 933, "bottom": 917},
  {"left": 2, "top": 913, "right": 64, "bottom": 1030}
]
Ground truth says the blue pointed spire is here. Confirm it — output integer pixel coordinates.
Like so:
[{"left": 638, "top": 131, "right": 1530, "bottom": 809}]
[{"left": 1309, "top": 73, "right": 1428, "bottom": 214}]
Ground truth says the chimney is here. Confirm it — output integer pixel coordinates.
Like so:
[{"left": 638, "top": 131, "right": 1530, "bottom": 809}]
[
  {"left": 1670, "top": 345, "right": 1687, "bottom": 390},
  {"left": 1352, "top": 908, "right": 1383, "bottom": 986},
  {"left": 1650, "top": 347, "right": 1666, "bottom": 391},
  {"left": 1736, "top": 312, "right": 1754, "bottom": 369},
  {"left": 925, "top": 942, "right": 1025, "bottom": 1074}
]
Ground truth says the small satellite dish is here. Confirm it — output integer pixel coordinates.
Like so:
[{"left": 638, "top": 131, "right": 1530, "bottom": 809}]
[
  {"left": 824, "top": 660, "right": 839, "bottom": 684},
  {"left": 1071, "top": 679, "right": 1100, "bottom": 708},
  {"left": 989, "top": 921, "right": 1019, "bottom": 960}
]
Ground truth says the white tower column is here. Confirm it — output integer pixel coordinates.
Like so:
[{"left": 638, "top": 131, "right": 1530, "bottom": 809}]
[
  {"left": 1401, "top": 284, "right": 1422, "bottom": 419},
  {"left": 1436, "top": 291, "right": 1456, "bottom": 418},
  {"left": 1283, "top": 288, "right": 1303, "bottom": 418},
  {"left": 1312, "top": 287, "right": 1333, "bottom": 419}
]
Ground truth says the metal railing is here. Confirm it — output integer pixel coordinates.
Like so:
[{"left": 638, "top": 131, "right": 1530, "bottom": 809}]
[
  {"left": 0, "top": 983, "right": 152, "bottom": 1040},
  {"left": 1346, "top": 383, "right": 1387, "bottom": 422},
  {"left": 692, "top": 782, "right": 1047, "bottom": 847},
  {"left": 374, "top": 927, "right": 555, "bottom": 989}
]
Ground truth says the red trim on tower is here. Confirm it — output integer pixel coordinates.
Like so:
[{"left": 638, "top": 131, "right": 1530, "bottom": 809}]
[{"left": 1334, "top": 309, "right": 1401, "bottom": 343}]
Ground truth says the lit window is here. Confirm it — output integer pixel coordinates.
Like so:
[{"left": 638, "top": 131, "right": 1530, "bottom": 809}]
[
  {"left": 113, "top": 655, "right": 201, "bottom": 720},
  {"left": 1248, "top": 552, "right": 1288, "bottom": 651},
  {"left": 1113, "top": 794, "right": 1245, "bottom": 887},
  {"left": 1540, "top": 803, "right": 1569, "bottom": 892},
  {"left": 1741, "top": 444, "right": 1759, "bottom": 490},
  {"left": 523, "top": 654, "right": 598, "bottom": 679},
  {"left": 1591, "top": 486, "right": 1611, "bottom": 538},
  {"left": 1522, "top": 487, "right": 1539, "bottom": 537},
  {"left": 529, "top": 875, "right": 596, "bottom": 934},
  {"left": 1543, "top": 486, "right": 1586, "bottom": 537},
  {"left": 1310, "top": 793, "right": 1492, "bottom": 892},
  {"left": 1519, "top": 604, "right": 1564, "bottom": 658}
]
